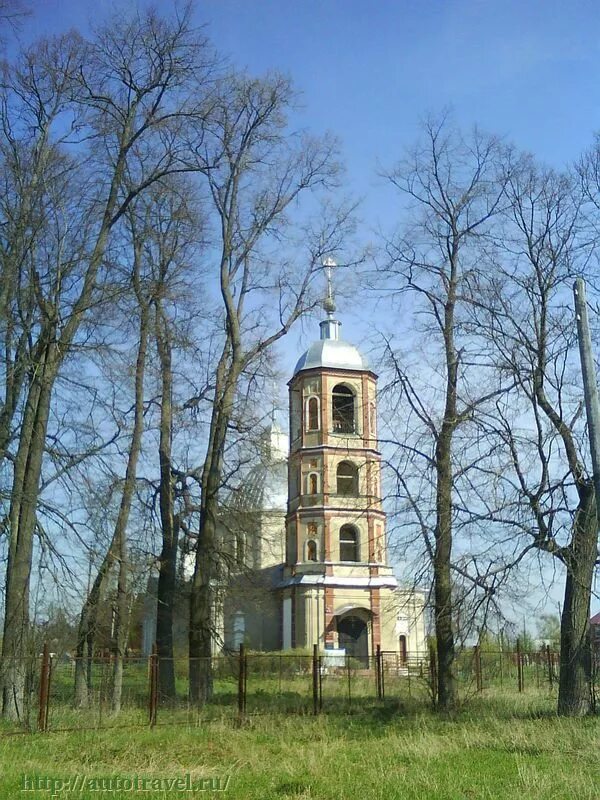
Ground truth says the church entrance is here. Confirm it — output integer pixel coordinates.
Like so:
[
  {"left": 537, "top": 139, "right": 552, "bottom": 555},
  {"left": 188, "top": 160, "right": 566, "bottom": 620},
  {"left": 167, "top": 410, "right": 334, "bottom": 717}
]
[{"left": 337, "top": 615, "right": 369, "bottom": 667}]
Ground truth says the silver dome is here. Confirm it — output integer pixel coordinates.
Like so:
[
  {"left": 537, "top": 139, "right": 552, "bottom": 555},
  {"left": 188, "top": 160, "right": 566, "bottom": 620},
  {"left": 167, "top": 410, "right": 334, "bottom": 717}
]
[{"left": 293, "top": 318, "right": 368, "bottom": 375}]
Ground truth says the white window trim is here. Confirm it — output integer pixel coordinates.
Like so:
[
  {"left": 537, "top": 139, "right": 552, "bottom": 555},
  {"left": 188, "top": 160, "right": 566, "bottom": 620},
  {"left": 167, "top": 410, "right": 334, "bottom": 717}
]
[
  {"left": 304, "top": 395, "right": 321, "bottom": 432},
  {"left": 305, "top": 538, "right": 319, "bottom": 562},
  {"left": 336, "top": 460, "right": 359, "bottom": 496},
  {"left": 305, "top": 470, "right": 321, "bottom": 495},
  {"left": 339, "top": 525, "right": 361, "bottom": 562}
]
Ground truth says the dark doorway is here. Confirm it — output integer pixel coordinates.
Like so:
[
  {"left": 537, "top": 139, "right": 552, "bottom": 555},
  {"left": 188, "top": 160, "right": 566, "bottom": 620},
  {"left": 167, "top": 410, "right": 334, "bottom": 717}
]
[{"left": 337, "top": 615, "right": 369, "bottom": 667}]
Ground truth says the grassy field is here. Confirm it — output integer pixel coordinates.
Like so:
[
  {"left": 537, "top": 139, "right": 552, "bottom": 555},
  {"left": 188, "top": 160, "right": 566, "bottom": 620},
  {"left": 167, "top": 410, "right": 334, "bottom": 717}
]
[{"left": 2, "top": 690, "right": 600, "bottom": 799}]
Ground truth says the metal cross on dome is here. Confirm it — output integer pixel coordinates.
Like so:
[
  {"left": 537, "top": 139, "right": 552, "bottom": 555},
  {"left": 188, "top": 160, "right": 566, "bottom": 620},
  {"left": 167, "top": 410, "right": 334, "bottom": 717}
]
[{"left": 322, "top": 257, "right": 337, "bottom": 316}]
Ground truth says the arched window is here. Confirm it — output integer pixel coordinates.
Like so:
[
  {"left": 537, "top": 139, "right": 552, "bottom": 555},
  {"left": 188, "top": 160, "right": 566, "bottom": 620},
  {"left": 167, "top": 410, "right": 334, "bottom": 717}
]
[
  {"left": 307, "top": 539, "right": 318, "bottom": 561},
  {"left": 339, "top": 524, "right": 359, "bottom": 562},
  {"left": 307, "top": 472, "right": 319, "bottom": 495},
  {"left": 332, "top": 384, "right": 355, "bottom": 433},
  {"left": 336, "top": 461, "right": 358, "bottom": 496},
  {"left": 305, "top": 396, "right": 320, "bottom": 431}
]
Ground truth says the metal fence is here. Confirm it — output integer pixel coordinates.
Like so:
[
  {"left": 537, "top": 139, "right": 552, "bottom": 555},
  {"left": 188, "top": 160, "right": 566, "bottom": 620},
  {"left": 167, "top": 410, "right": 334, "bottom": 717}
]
[{"left": 0, "top": 642, "right": 590, "bottom": 736}]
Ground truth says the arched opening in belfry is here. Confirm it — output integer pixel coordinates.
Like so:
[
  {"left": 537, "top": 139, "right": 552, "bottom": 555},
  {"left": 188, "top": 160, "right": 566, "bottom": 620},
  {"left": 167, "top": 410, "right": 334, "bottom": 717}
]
[{"left": 332, "top": 384, "right": 355, "bottom": 433}]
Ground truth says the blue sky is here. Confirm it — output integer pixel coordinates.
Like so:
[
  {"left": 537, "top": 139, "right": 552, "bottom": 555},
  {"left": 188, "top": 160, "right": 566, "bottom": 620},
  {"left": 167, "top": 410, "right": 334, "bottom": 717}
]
[
  {"left": 23, "top": 0, "right": 600, "bottom": 235},
  {"left": 22, "top": 0, "right": 600, "bottom": 342}
]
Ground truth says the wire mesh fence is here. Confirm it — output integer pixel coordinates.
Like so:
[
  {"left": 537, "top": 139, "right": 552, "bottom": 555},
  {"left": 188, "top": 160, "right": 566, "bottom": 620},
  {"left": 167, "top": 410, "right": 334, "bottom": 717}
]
[{"left": 0, "top": 642, "right": 593, "bottom": 736}]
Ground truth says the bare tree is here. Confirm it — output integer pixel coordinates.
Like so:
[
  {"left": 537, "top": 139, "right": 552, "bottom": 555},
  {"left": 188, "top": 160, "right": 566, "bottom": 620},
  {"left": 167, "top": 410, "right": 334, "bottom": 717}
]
[
  {"left": 186, "top": 72, "right": 350, "bottom": 702},
  {"left": 1, "top": 6, "right": 215, "bottom": 720},
  {"left": 145, "top": 182, "right": 205, "bottom": 700},
  {"left": 380, "top": 118, "right": 512, "bottom": 709},
  {"left": 0, "top": 32, "right": 84, "bottom": 469},
  {"left": 479, "top": 158, "right": 597, "bottom": 715},
  {"left": 73, "top": 204, "right": 154, "bottom": 707}
]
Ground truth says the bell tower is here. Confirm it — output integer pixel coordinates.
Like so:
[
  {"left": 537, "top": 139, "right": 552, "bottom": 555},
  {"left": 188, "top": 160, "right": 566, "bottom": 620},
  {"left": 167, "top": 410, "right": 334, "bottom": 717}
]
[{"left": 281, "top": 260, "right": 400, "bottom": 664}]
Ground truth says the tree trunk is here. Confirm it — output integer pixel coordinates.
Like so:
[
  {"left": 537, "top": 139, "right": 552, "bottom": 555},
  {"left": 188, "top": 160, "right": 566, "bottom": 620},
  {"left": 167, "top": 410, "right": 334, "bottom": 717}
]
[
  {"left": 433, "top": 265, "right": 459, "bottom": 712},
  {"left": 156, "top": 518, "right": 179, "bottom": 701},
  {"left": 558, "top": 482, "right": 597, "bottom": 716},
  {"left": 189, "top": 500, "right": 219, "bottom": 704},
  {"left": 109, "top": 303, "right": 149, "bottom": 713},
  {"left": 434, "top": 427, "right": 458, "bottom": 710},
  {"left": 1, "top": 355, "right": 53, "bottom": 720},
  {"left": 189, "top": 372, "right": 238, "bottom": 704},
  {"left": 154, "top": 302, "right": 177, "bottom": 701},
  {"left": 111, "top": 538, "right": 129, "bottom": 714}
]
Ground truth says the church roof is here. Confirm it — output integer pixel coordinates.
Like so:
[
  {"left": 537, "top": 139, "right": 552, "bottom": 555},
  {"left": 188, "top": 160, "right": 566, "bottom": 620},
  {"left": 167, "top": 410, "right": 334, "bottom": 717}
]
[
  {"left": 228, "top": 423, "right": 288, "bottom": 513},
  {"left": 293, "top": 318, "right": 368, "bottom": 376}
]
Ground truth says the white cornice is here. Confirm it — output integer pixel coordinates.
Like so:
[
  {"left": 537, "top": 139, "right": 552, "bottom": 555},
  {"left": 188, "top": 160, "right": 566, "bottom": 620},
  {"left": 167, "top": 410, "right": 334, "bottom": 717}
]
[{"left": 278, "top": 575, "right": 399, "bottom": 589}]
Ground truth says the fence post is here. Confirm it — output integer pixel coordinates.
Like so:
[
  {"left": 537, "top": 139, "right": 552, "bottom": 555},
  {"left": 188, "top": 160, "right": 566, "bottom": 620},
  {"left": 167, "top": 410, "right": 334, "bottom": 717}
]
[
  {"left": 517, "top": 639, "right": 524, "bottom": 693},
  {"left": 38, "top": 643, "right": 51, "bottom": 732},
  {"left": 237, "top": 644, "right": 246, "bottom": 721},
  {"left": 312, "top": 644, "right": 319, "bottom": 715},
  {"left": 244, "top": 649, "right": 248, "bottom": 711},
  {"left": 591, "top": 643, "right": 597, "bottom": 715},
  {"left": 318, "top": 655, "right": 323, "bottom": 711},
  {"left": 148, "top": 643, "right": 158, "bottom": 728},
  {"left": 546, "top": 645, "right": 553, "bottom": 690},
  {"left": 346, "top": 655, "right": 352, "bottom": 707},
  {"left": 376, "top": 645, "right": 382, "bottom": 700},
  {"left": 474, "top": 645, "right": 482, "bottom": 693}
]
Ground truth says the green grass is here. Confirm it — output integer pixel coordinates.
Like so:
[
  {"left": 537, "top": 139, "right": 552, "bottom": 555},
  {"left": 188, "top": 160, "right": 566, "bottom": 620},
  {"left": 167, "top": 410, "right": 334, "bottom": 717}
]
[{"left": 2, "top": 690, "right": 599, "bottom": 799}]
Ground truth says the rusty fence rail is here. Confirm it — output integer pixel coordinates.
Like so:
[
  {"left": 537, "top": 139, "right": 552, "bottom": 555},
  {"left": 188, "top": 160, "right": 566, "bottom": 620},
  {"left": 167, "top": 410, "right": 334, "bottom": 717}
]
[{"left": 0, "top": 643, "right": 595, "bottom": 735}]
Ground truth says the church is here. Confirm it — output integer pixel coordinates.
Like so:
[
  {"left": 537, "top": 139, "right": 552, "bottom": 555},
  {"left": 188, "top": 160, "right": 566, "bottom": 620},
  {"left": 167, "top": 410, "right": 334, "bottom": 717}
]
[{"left": 218, "top": 264, "right": 426, "bottom": 664}]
